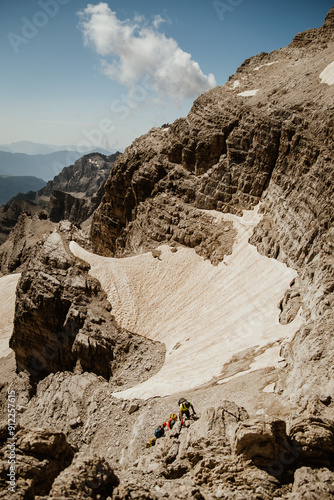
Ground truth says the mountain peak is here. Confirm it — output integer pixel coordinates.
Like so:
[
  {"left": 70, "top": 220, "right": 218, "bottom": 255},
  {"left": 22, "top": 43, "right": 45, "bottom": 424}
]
[
  {"left": 323, "top": 6, "right": 334, "bottom": 30},
  {"left": 290, "top": 5, "right": 334, "bottom": 47}
]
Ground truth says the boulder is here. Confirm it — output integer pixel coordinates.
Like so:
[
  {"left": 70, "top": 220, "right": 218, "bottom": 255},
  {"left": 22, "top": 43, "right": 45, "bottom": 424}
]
[
  {"left": 0, "top": 427, "right": 75, "bottom": 497},
  {"left": 289, "top": 466, "right": 334, "bottom": 499},
  {"left": 288, "top": 416, "right": 334, "bottom": 465},
  {"left": 47, "top": 452, "right": 119, "bottom": 499},
  {"left": 234, "top": 417, "right": 289, "bottom": 467}
]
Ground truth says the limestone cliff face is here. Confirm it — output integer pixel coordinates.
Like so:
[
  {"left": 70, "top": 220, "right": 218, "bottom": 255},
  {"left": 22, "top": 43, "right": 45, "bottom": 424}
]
[
  {"left": 45, "top": 152, "right": 120, "bottom": 224},
  {"left": 10, "top": 224, "right": 165, "bottom": 385},
  {"left": 91, "top": 10, "right": 334, "bottom": 402},
  {"left": 92, "top": 11, "right": 333, "bottom": 258}
]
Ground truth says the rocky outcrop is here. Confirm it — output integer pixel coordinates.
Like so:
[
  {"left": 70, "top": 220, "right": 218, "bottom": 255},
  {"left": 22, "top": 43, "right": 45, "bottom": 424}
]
[
  {"left": 0, "top": 426, "right": 75, "bottom": 498},
  {"left": 119, "top": 193, "right": 236, "bottom": 264},
  {"left": 288, "top": 467, "right": 334, "bottom": 499},
  {"left": 10, "top": 226, "right": 165, "bottom": 383},
  {"left": 46, "top": 152, "right": 119, "bottom": 224},
  {"left": 290, "top": 5, "right": 334, "bottom": 47},
  {"left": 90, "top": 113, "right": 282, "bottom": 258},
  {"left": 0, "top": 212, "right": 54, "bottom": 275},
  {"left": 0, "top": 199, "right": 43, "bottom": 247},
  {"left": 46, "top": 452, "right": 119, "bottom": 499},
  {"left": 288, "top": 416, "right": 334, "bottom": 466},
  {"left": 234, "top": 417, "right": 289, "bottom": 468}
]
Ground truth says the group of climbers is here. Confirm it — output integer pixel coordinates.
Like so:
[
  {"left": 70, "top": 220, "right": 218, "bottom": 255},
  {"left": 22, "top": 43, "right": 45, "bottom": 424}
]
[{"left": 146, "top": 398, "right": 196, "bottom": 448}]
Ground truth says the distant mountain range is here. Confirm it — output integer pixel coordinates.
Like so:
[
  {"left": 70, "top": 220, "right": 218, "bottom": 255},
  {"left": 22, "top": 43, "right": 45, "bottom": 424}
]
[
  {"left": 0, "top": 151, "right": 120, "bottom": 248},
  {"left": 0, "top": 143, "right": 116, "bottom": 182},
  {"left": 0, "top": 141, "right": 117, "bottom": 205},
  {"left": 0, "top": 176, "right": 46, "bottom": 206},
  {"left": 0, "top": 141, "right": 115, "bottom": 156}
]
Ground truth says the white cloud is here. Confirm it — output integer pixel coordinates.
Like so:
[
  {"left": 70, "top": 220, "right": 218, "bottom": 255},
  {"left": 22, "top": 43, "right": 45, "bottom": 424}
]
[
  {"left": 78, "top": 3, "right": 216, "bottom": 102},
  {"left": 153, "top": 14, "right": 165, "bottom": 29}
]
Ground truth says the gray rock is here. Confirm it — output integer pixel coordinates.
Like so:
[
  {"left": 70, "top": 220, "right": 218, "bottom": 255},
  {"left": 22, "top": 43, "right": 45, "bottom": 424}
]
[
  {"left": 288, "top": 416, "right": 334, "bottom": 465},
  {"left": 48, "top": 452, "right": 119, "bottom": 499},
  {"left": 289, "top": 466, "right": 334, "bottom": 499},
  {"left": 234, "top": 417, "right": 289, "bottom": 467},
  {"left": 0, "top": 427, "right": 75, "bottom": 497},
  {"left": 129, "top": 403, "right": 140, "bottom": 415}
]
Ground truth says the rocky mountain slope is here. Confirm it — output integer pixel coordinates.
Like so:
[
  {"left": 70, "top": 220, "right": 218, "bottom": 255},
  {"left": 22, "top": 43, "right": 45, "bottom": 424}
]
[
  {"left": 0, "top": 7, "right": 333, "bottom": 500},
  {"left": 0, "top": 152, "right": 119, "bottom": 274},
  {"left": 91, "top": 8, "right": 334, "bottom": 405},
  {"left": 0, "top": 176, "right": 46, "bottom": 206},
  {"left": 40, "top": 152, "right": 119, "bottom": 224}
]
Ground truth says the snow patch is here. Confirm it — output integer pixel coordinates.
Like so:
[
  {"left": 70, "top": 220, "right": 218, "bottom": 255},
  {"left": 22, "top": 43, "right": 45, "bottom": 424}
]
[
  {"left": 232, "top": 80, "right": 240, "bottom": 88},
  {"left": 70, "top": 205, "right": 303, "bottom": 400},
  {"left": 263, "top": 383, "right": 276, "bottom": 393},
  {"left": 0, "top": 274, "right": 20, "bottom": 359},
  {"left": 237, "top": 89, "right": 259, "bottom": 97},
  {"left": 320, "top": 61, "right": 334, "bottom": 85},
  {"left": 254, "top": 62, "right": 278, "bottom": 71}
]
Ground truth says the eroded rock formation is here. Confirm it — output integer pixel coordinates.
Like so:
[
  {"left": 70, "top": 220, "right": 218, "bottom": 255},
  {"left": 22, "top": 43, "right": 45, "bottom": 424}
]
[
  {"left": 10, "top": 225, "right": 165, "bottom": 384},
  {"left": 0, "top": 426, "right": 76, "bottom": 498}
]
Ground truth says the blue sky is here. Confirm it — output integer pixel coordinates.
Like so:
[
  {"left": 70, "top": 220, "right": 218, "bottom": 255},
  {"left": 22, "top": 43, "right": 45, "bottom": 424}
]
[{"left": 0, "top": 0, "right": 332, "bottom": 152}]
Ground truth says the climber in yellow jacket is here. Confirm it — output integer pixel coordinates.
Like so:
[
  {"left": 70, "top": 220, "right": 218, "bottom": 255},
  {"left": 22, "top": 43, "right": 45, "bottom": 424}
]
[{"left": 178, "top": 398, "right": 196, "bottom": 423}]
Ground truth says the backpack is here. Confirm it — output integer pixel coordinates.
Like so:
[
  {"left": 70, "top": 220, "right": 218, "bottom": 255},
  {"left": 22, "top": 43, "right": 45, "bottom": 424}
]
[
  {"left": 178, "top": 398, "right": 187, "bottom": 406},
  {"left": 146, "top": 437, "right": 156, "bottom": 448},
  {"left": 154, "top": 425, "right": 165, "bottom": 438}
]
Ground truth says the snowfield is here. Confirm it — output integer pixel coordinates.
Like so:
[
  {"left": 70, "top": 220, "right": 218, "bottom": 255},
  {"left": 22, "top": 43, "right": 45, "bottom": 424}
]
[
  {"left": 320, "top": 61, "right": 334, "bottom": 85},
  {"left": 0, "top": 274, "right": 20, "bottom": 360},
  {"left": 70, "top": 206, "right": 303, "bottom": 400}
]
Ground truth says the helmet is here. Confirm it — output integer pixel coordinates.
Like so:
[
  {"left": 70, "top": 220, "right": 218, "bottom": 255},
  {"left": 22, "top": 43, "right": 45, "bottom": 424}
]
[{"left": 185, "top": 402, "right": 190, "bottom": 408}]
